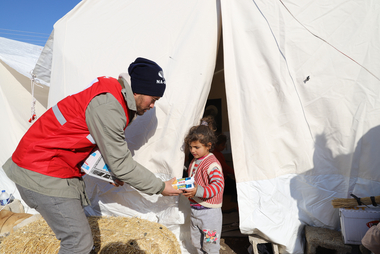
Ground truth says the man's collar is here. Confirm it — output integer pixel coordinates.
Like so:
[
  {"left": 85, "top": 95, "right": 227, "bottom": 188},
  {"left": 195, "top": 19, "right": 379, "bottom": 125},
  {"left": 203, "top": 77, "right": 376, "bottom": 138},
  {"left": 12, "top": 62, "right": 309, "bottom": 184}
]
[{"left": 118, "top": 73, "right": 136, "bottom": 112}]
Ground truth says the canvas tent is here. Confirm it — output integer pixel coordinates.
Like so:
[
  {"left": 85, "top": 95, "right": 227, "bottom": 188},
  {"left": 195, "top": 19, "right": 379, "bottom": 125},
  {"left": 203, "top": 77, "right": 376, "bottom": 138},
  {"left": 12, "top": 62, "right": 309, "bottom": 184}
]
[{"left": 2, "top": 0, "right": 380, "bottom": 253}]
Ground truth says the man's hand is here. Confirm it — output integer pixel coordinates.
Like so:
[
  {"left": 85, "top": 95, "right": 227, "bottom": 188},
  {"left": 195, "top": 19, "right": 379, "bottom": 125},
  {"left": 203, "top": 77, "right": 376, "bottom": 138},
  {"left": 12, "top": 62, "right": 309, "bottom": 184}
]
[
  {"left": 182, "top": 182, "right": 198, "bottom": 199},
  {"left": 109, "top": 179, "right": 124, "bottom": 187},
  {"left": 161, "top": 178, "right": 183, "bottom": 196}
]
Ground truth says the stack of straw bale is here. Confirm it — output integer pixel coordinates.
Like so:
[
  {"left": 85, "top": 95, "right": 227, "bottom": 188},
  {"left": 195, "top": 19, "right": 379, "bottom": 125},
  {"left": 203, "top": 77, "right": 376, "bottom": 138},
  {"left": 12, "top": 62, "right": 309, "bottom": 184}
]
[
  {"left": 331, "top": 195, "right": 380, "bottom": 208},
  {"left": 0, "top": 216, "right": 181, "bottom": 254}
]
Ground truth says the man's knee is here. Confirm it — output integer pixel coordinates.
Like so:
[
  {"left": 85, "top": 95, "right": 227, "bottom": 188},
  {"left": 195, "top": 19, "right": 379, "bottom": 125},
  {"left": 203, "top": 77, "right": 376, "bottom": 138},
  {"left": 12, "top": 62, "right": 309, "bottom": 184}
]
[{"left": 58, "top": 230, "right": 94, "bottom": 254}]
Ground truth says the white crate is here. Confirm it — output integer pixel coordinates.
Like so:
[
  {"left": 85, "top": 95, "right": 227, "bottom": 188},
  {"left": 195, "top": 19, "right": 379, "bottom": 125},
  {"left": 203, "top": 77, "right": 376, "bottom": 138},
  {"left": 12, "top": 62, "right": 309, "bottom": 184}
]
[{"left": 339, "top": 206, "right": 380, "bottom": 244}]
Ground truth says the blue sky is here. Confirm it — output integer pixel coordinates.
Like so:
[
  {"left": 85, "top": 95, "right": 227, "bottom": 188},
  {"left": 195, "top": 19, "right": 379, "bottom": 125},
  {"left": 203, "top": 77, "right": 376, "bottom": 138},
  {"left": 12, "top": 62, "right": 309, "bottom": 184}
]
[{"left": 0, "top": 0, "right": 81, "bottom": 46}]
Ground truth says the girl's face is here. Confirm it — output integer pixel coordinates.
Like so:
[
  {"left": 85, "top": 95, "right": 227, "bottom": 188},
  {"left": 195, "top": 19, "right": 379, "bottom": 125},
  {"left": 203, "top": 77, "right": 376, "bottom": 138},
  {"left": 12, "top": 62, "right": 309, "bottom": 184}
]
[{"left": 189, "top": 140, "right": 211, "bottom": 159}]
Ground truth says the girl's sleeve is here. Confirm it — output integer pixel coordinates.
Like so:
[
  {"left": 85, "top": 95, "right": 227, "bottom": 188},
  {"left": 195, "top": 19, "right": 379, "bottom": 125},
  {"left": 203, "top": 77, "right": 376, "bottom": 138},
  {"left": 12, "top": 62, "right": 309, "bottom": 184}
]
[{"left": 195, "top": 166, "right": 224, "bottom": 199}]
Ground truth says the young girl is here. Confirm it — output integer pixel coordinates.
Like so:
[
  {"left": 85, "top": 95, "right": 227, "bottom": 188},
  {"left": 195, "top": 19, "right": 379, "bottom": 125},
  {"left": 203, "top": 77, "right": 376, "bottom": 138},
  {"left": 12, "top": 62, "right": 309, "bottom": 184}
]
[
  {"left": 183, "top": 121, "right": 224, "bottom": 254},
  {"left": 183, "top": 116, "right": 218, "bottom": 176}
]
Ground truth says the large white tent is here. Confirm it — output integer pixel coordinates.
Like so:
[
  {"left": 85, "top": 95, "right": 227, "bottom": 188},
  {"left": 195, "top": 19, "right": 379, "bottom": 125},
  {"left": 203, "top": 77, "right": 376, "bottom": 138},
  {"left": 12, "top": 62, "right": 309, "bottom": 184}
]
[{"left": 2, "top": 0, "right": 380, "bottom": 253}]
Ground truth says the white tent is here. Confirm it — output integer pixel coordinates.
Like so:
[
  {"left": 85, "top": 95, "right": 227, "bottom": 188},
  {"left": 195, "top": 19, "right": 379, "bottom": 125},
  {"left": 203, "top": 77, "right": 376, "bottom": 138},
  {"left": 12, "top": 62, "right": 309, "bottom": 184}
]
[
  {"left": 0, "top": 37, "right": 48, "bottom": 213},
  {"left": 3, "top": 0, "right": 380, "bottom": 253}
]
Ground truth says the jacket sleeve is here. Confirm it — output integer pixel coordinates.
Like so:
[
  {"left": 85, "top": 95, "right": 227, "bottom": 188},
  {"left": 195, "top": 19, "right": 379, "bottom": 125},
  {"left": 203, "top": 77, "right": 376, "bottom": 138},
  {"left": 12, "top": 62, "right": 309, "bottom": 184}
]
[{"left": 85, "top": 93, "right": 165, "bottom": 195}]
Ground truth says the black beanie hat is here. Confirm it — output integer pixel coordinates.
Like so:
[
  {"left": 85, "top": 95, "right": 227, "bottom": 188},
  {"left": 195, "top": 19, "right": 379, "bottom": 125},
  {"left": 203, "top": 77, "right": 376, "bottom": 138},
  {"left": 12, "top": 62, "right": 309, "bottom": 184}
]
[{"left": 128, "top": 57, "right": 166, "bottom": 97}]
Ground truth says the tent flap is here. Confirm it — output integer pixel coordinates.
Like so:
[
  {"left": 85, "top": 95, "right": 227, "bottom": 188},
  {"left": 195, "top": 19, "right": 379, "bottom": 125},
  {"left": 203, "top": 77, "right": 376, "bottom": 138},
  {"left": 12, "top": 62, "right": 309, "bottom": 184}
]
[{"left": 222, "top": 0, "right": 380, "bottom": 252}]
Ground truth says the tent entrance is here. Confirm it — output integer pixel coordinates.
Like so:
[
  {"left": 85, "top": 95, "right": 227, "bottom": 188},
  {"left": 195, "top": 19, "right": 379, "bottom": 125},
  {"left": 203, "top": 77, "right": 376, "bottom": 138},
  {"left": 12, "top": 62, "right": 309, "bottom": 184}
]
[
  {"left": 203, "top": 38, "right": 250, "bottom": 249},
  {"left": 205, "top": 37, "right": 237, "bottom": 209}
]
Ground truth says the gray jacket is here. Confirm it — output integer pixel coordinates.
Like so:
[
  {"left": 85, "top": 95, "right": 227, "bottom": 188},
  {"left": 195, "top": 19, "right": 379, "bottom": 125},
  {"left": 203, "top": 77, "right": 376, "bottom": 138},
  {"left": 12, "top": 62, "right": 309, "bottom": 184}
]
[{"left": 3, "top": 75, "right": 165, "bottom": 205}]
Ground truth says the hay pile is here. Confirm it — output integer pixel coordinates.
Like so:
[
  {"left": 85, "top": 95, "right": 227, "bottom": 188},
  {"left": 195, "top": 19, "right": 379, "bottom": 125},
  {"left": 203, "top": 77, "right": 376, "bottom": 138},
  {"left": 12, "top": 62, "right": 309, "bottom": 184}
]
[{"left": 0, "top": 216, "right": 181, "bottom": 254}]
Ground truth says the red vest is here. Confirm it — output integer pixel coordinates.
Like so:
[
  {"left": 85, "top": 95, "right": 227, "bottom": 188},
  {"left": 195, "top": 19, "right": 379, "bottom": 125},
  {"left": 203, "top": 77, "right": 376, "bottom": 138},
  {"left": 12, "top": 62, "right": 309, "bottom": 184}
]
[{"left": 12, "top": 76, "right": 130, "bottom": 178}]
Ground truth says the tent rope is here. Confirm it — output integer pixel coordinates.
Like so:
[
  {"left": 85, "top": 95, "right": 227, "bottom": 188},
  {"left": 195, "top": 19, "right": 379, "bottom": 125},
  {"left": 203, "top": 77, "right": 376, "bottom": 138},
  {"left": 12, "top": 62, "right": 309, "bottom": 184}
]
[{"left": 29, "top": 71, "right": 37, "bottom": 123}]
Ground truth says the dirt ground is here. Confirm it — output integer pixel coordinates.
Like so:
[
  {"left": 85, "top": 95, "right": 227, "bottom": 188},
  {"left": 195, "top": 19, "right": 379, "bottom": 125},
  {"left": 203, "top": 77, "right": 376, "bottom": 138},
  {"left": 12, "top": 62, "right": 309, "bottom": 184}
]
[{"left": 220, "top": 237, "right": 252, "bottom": 254}]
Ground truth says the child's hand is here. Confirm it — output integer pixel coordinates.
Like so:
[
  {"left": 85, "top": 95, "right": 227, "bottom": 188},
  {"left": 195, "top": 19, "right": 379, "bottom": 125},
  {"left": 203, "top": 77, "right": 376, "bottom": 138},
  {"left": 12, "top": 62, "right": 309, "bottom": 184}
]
[{"left": 182, "top": 182, "right": 198, "bottom": 198}]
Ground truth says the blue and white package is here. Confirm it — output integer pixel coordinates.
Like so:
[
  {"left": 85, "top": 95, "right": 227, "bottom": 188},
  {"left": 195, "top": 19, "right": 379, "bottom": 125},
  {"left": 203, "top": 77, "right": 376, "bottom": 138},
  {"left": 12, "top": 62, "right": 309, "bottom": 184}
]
[
  {"left": 81, "top": 149, "right": 115, "bottom": 183},
  {"left": 172, "top": 177, "right": 195, "bottom": 190}
]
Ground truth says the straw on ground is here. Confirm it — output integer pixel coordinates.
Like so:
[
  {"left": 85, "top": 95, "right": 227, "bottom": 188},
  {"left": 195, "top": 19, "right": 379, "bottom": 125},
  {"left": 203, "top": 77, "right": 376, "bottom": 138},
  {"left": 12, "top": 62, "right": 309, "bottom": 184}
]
[{"left": 0, "top": 216, "right": 181, "bottom": 254}]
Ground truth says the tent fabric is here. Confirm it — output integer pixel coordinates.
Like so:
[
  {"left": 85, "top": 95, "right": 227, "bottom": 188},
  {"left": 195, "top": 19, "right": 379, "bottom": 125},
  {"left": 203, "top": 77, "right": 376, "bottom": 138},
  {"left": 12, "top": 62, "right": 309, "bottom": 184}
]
[
  {"left": 44, "top": 0, "right": 221, "bottom": 176},
  {"left": 32, "top": 30, "right": 54, "bottom": 85},
  {"left": 0, "top": 37, "right": 48, "bottom": 107},
  {"left": 13, "top": 0, "right": 380, "bottom": 253},
  {"left": 0, "top": 37, "right": 48, "bottom": 163},
  {"left": 221, "top": 0, "right": 380, "bottom": 252},
  {"left": 0, "top": 37, "right": 43, "bottom": 80}
]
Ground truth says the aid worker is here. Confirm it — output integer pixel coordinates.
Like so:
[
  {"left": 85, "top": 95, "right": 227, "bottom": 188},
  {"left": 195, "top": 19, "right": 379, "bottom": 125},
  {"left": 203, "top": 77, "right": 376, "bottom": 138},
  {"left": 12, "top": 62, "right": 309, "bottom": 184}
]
[{"left": 3, "top": 57, "right": 182, "bottom": 254}]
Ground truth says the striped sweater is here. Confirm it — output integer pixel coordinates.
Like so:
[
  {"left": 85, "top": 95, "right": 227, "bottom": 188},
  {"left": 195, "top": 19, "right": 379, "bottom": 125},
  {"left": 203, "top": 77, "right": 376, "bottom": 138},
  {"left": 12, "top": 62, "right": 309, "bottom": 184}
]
[{"left": 188, "top": 153, "right": 224, "bottom": 208}]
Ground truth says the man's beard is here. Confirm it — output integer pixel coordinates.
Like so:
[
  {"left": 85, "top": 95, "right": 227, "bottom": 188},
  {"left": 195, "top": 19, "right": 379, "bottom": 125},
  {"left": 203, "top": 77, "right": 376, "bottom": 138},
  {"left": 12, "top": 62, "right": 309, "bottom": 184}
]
[{"left": 136, "top": 107, "right": 148, "bottom": 115}]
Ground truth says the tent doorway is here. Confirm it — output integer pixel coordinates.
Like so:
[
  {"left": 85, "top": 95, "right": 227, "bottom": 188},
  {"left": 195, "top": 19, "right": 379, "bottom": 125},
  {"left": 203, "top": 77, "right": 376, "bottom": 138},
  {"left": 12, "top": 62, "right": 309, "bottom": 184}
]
[
  {"left": 205, "top": 37, "right": 251, "bottom": 252},
  {"left": 206, "top": 37, "right": 237, "bottom": 212}
]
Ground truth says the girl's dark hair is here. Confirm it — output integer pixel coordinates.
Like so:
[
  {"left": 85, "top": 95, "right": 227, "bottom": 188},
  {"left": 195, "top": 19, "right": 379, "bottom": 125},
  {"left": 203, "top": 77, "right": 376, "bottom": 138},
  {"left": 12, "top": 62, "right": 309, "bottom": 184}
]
[
  {"left": 199, "top": 115, "right": 217, "bottom": 133},
  {"left": 184, "top": 124, "right": 217, "bottom": 151}
]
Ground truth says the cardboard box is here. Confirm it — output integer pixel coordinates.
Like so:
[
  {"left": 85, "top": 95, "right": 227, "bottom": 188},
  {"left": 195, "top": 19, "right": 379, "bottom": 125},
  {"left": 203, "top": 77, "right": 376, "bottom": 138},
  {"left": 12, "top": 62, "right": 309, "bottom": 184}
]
[
  {"left": 339, "top": 206, "right": 380, "bottom": 244},
  {"left": 81, "top": 149, "right": 115, "bottom": 183}
]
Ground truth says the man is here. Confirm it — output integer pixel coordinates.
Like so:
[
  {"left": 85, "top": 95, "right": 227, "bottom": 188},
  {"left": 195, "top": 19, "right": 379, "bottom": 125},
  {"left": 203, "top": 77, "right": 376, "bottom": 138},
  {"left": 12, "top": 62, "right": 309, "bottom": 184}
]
[{"left": 3, "top": 57, "right": 182, "bottom": 254}]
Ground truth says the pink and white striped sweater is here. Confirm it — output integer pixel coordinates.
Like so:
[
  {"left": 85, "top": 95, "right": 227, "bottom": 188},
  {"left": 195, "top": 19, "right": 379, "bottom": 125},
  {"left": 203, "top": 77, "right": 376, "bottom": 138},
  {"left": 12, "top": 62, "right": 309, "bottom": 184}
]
[{"left": 188, "top": 153, "right": 224, "bottom": 208}]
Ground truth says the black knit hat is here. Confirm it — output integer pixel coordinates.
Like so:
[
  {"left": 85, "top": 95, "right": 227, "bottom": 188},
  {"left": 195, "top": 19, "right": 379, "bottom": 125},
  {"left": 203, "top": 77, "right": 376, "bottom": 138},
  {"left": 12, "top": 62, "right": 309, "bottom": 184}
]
[{"left": 128, "top": 57, "right": 166, "bottom": 97}]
